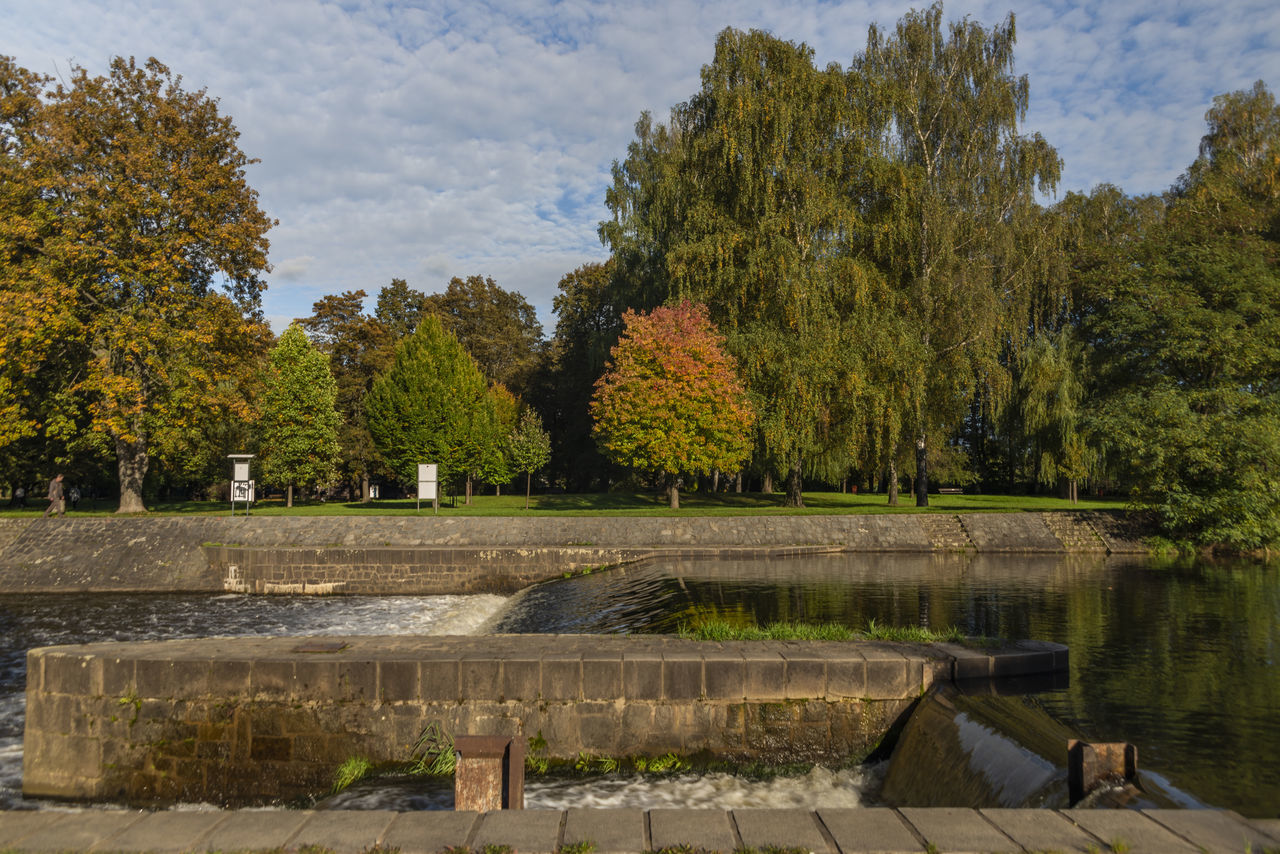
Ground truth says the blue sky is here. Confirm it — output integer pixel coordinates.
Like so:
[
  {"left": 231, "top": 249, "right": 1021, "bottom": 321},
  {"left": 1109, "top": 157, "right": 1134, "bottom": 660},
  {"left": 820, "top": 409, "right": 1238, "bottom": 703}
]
[{"left": 4, "top": 0, "right": 1278, "bottom": 333}]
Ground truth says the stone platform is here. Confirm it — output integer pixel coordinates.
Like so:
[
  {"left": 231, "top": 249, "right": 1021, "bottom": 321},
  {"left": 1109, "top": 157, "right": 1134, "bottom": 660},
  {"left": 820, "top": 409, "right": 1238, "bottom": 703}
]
[
  {"left": 23, "top": 635, "right": 1066, "bottom": 807},
  {"left": 0, "top": 807, "right": 1276, "bottom": 853}
]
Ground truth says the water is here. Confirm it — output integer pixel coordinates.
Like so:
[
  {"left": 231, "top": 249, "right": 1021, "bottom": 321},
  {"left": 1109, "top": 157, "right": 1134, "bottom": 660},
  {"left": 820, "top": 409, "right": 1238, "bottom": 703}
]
[
  {"left": 2, "top": 552, "right": 1276, "bottom": 816},
  {"left": 492, "top": 552, "right": 1280, "bottom": 817}
]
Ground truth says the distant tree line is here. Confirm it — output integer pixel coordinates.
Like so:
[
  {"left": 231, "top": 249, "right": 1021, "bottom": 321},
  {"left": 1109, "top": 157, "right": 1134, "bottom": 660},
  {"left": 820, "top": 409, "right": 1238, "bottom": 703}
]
[{"left": 2, "top": 4, "right": 1277, "bottom": 547}]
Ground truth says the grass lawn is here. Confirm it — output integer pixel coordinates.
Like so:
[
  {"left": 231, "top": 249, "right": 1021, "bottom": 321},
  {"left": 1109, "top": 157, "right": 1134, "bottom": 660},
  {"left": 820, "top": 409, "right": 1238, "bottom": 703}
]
[{"left": 0, "top": 490, "right": 1130, "bottom": 517}]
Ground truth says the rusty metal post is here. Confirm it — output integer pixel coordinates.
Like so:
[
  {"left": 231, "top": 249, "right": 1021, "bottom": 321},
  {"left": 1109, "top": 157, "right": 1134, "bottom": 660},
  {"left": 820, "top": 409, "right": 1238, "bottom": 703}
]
[
  {"left": 453, "top": 735, "right": 524, "bottom": 811},
  {"left": 1068, "top": 739, "right": 1138, "bottom": 806}
]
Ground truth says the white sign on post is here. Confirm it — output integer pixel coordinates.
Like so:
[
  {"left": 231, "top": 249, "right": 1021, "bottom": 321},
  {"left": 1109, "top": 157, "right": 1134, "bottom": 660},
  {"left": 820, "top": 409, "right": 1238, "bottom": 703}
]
[
  {"left": 233, "top": 462, "right": 249, "bottom": 482},
  {"left": 417, "top": 463, "right": 439, "bottom": 512}
]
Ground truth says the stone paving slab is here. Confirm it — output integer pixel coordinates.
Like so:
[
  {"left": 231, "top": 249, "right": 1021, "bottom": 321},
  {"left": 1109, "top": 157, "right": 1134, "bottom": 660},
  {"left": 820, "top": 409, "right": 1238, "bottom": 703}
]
[
  {"left": 197, "top": 809, "right": 313, "bottom": 851},
  {"left": 1059, "top": 810, "right": 1199, "bottom": 854},
  {"left": 287, "top": 810, "right": 398, "bottom": 853},
  {"left": 898, "top": 807, "right": 1018, "bottom": 853},
  {"left": 733, "top": 808, "right": 828, "bottom": 850},
  {"left": 980, "top": 809, "right": 1097, "bottom": 853},
  {"left": 8, "top": 810, "right": 145, "bottom": 852},
  {"left": 563, "top": 807, "right": 647, "bottom": 853},
  {"left": 382, "top": 811, "right": 480, "bottom": 853},
  {"left": 818, "top": 808, "right": 926, "bottom": 853},
  {"left": 470, "top": 809, "right": 563, "bottom": 853},
  {"left": 1143, "top": 808, "right": 1280, "bottom": 854},
  {"left": 1, "top": 807, "right": 1277, "bottom": 853},
  {"left": 103, "top": 811, "right": 229, "bottom": 853},
  {"left": 649, "top": 808, "right": 738, "bottom": 852}
]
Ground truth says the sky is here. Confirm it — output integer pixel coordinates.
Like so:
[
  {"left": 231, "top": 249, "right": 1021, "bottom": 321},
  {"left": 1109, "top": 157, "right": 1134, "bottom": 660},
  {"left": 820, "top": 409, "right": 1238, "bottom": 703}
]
[{"left": 4, "top": 0, "right": 1279, "bottom": 334}]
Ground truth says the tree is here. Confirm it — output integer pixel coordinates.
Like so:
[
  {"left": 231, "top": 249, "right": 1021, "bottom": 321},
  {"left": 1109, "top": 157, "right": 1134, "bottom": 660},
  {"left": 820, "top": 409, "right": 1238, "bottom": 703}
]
[
  {"left": 1083, "top": 82, "right": 1280, "bottom": 546},
  {"left": 427, "top": 275, "right": 545, "bottom": 398},
  {"left": 0, "top": 56, "right": 274, "bottom": 512},
  {"left": 259, "top": 324, "right": 341, "bottom": 507},
  {"left": 855, "top": 5, "right": 1061, "bottom": 505},
  {"left": 508, "top": 408, "right": 552, "bottom": 509},
  {"left": 602, "top": 29, "right": 882, "bottom": 505},
  {"left": 365, "top": 314, "right": 500, "bottom": 497},
  {"left": 298, "top": 290, "right": 394, "bottom": 501},
  {"left": 374, "top": 278, "right": 431, "bottom": 339},
  {"left": 591, "top": 301, "right": 754, "bottom": 509}
]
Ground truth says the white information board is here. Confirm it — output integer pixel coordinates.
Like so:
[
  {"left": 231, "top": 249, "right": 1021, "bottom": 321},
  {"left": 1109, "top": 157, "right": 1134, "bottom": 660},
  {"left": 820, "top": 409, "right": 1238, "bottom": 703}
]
[
  {"left": 417, "top": 464, "right": 437, "bottom": 482},
  {"left": 419, "top": 481, "right": 438, "bottom": 500},
  {"left": 233, "top": 462, "right": 250, "bottom": 482}
]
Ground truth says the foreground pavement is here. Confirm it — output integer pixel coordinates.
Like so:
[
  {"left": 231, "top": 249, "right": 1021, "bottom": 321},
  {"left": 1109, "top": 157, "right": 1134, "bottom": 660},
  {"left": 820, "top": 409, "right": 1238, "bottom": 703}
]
[{"left": 0, "top": 807, "right": 1277, "bottom": 854}]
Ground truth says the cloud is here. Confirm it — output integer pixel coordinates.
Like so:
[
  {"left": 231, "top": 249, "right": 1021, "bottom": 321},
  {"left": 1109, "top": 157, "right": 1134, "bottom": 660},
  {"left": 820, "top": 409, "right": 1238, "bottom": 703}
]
[{"left": 3, "top": 0, "right": 1278, "bottom": 332}]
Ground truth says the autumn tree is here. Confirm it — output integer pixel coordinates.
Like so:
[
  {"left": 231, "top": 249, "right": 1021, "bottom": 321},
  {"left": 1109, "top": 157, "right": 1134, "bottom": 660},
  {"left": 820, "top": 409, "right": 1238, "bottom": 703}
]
[
  {"left": 591, "top": 301, "right": 754, "bottom": 509},
  {"left": 375, "top": 278, "right": 431, "bottom": 339},
  {"left": 427, "top": 275, "right": 545, "bottom": 398},
  {"left": 258, "top": 324, "right": 341, "bottom": 506},
  {"left": 508, "top": 408, "right": 552, "bottom": 509},
  {"left": 0, "top": 56, "right": 274, "bottom": 512},
  {"left": 854, "top": 5, "right": 1061, "bottom": 505},
  {"left": 365, "top": 314, "right": 505, "bottom": 499}
]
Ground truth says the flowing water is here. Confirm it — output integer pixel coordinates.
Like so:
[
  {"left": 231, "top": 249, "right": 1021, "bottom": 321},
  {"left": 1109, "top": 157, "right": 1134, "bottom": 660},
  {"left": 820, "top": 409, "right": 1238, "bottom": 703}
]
[{"left": 1, "top": 551, "right": 1276, "bottom": 816}]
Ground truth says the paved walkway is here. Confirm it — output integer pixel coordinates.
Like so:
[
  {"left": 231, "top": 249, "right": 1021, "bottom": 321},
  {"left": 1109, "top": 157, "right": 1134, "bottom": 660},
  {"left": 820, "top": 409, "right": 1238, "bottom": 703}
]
[{"left": 0, "top": 807, "right": 1276, "bottom": 854}]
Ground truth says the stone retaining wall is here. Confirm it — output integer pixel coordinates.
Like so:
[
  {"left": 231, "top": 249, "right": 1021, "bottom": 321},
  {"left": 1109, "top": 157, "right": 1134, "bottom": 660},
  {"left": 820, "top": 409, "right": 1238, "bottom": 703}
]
[
  {"left": 0, "top": 512, "right": 1147, "bottom": 594},
  {"left": 23, "top": 635, "right": 1068, "bottom": 807}
]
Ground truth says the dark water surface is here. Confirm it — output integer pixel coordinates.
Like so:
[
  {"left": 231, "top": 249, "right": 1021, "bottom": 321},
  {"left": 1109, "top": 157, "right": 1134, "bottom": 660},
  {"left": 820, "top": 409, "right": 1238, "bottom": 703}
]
[
  {"left": 0, "top": 553, "right": 1275, "bottom": 817},
  {"left": 493, "top": 552, "right": 1280, "bottom": 817}
]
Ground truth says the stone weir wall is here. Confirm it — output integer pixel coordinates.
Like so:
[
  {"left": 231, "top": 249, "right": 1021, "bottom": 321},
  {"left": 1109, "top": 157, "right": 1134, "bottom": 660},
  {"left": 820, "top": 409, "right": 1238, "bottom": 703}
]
[
  {"left": 23, "top": 635, "right": 1067, "bottom": 807},
  {"left": 0, "top": 512, "right": 1147, "bottom": 595}
]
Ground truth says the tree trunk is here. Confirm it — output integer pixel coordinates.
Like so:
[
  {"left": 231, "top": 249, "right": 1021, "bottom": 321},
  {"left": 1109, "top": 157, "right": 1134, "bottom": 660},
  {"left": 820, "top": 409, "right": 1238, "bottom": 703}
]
[
  {"left": 887, "top": 454, "right": 899, "bottom": 506},
  {"left": 735, "top": 472, "right": 743, "bottom": 493},
  {"left": 286, "top": 484, "right": 293, "bottom": 508},
  {"left": 115, "top": 435, "right": 149, "bottom": 513},
  {"left": 762, "top": 472, "right": 773, "bottom": 494},
  {"left": 525, "top": 472, "right": 532, "bottom": 510},
  {"left": 495, "top": 482, "right": 501, "bottom": 497},
  {"left": 915, "top": 432, "right": 929, "bottom": 507},
  {"left": 1070, "top": 478, "right": 1078, "bottom": 504},
  {"left": 712, "top": 470, "right": 720, "bottom": 493},
  {"left": 361, "top": 472, "right": 371, "bottom": 503},
  {"left": 784, "top": 461, "right": 804, "bottom": 508},
  {"left": 465, "top": 476, "right": 473, "bottom": 505},
  {"left": 668, "top": 476, "right": 679, "bottom": 510}
]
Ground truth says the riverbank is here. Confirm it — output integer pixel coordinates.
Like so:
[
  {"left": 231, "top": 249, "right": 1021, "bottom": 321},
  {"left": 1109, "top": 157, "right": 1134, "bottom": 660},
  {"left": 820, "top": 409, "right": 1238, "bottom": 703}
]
[{"left": 0, "top": 512, "right": 1148, "bottom": 594}]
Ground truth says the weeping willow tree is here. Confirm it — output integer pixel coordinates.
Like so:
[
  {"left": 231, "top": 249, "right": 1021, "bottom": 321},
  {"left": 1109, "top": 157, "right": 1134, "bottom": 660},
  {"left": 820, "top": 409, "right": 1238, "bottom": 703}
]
[
  {"left": 1017, "top": 330, "right": 1090, "bottom": 501},
  {"left": 854, "top": 4, "right": 1062, "bottom": 505},
  {"left": 602, "top": 28, "right": 884, "bottom": 506}
]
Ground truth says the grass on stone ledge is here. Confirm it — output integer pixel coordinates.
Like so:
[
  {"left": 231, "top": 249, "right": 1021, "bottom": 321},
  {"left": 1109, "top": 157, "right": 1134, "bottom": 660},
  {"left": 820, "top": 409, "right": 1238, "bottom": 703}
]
[{"left": 677, "top": 618, "right": 966, "bottom": 644}]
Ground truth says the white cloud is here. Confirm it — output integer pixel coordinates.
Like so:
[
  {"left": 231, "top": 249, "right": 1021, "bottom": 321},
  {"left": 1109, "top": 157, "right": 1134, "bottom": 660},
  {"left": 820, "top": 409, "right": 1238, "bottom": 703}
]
[{"left": 3, "top": 0, "right": 1277, "bottom": 331}]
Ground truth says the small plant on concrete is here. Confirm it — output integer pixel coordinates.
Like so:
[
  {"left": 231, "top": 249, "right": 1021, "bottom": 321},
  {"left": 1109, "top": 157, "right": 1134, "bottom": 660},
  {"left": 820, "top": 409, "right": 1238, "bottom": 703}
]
[
  {"left": 526, "top": 730, "right": 550, "bottom": 774},
  {"left": 559, "top": 842, "right": 596, "bottom": 854},
  {"left": 1109, "top": 839, "right": 1131, "bottom": 854}
]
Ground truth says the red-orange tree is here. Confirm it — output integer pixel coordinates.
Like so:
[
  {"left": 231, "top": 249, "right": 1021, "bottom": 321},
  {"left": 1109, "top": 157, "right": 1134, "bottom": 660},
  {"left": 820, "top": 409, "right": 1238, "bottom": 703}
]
[{"left": 590, "top": 301, "right": 754, "bottom": 509}]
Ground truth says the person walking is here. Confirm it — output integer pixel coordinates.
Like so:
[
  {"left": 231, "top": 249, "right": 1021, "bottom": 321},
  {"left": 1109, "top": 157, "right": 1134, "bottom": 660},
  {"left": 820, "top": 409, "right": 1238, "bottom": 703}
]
[{"left": 43, "top": 474, "right": 64, "bottom": 517}]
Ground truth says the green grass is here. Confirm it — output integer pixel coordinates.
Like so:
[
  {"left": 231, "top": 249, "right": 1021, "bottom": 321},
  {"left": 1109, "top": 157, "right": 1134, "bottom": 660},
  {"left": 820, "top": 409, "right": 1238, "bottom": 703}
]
[
  {"left": 0, "top": 490, "right": 1129, "bottom": 518},
  {"left": 678, "top": 618, "right": 968, "bottom": 644}
]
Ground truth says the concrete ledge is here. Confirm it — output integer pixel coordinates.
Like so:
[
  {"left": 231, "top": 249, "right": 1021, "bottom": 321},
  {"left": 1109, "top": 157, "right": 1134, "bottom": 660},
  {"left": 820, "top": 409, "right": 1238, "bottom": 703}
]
[
  {"left": 23, "top": 635, "right": 1067, "bottom": 807},
  {"left": 0, "top": 807, "right": 1275, "bottom": 853},
  {"left": 0, "top": 512, "right": 1149, "bottom": 593}
]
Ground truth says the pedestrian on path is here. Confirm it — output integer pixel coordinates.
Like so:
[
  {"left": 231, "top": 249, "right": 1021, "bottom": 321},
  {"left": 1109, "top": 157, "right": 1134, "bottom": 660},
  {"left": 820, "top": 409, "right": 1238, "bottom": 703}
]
[{"left": 44, "top": 473, "right": 64, "bottom": 517}]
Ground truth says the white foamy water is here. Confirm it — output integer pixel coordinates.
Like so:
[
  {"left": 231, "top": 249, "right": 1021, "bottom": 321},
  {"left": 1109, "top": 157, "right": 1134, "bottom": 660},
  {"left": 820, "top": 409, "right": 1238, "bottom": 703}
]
[
  {"left": 0, "top": 592, "right": 509, "bottom": 810},
  {"left": 526, "top": 766, "right": 873, "bottom": 810}
]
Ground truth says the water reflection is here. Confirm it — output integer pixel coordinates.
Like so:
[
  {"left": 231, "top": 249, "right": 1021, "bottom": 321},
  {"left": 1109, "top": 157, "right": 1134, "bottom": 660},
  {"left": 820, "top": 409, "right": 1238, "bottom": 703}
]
[{"left": 493, "top": 552, "right": 1280, "bottom": 817}]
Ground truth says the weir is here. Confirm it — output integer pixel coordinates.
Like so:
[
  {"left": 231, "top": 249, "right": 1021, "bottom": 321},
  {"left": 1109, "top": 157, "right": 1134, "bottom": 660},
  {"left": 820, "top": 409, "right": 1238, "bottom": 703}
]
[{"left": 22, "top": 635, "right": 1066, "bottom": 807}]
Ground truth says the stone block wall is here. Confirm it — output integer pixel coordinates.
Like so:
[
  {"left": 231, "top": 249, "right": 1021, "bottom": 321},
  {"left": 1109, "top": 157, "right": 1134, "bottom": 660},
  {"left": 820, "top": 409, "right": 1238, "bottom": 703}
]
[{"left": 23, "top": 635, "right": 1067, "bottom": 807}]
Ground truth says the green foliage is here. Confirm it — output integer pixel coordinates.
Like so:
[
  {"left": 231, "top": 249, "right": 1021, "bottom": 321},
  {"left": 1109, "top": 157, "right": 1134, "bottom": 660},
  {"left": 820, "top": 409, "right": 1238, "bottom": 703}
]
[
  {"left": 1080, "top": 82, "right": 1280, "bottom": 547},
  {"left": 331, "top": 755, "right": 373, "bottom": 793},
  {"left": 677, "top": 618, "right": 965, "bottom": 643},
  {"left": 591, "top": 301, "right": 754, "bottom": 508},
  {"left": 427, "top": 274, "right": 545, "bottom": 399},
  {"left": 508, "top": 408, "right": 552, "bottom": 509},
  {"left": 408, "top": 721, "right": 456, "bottom": 776},
  {"left": 364, "top": 314, "right": 504, "bottom": 492},
  {"left": 259, "top": 324, "right": 341, "bottom": 503}
]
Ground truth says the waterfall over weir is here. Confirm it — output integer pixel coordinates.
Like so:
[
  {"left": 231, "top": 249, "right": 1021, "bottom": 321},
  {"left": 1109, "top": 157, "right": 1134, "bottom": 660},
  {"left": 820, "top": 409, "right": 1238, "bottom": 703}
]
[{"left": 876, "top": 683, "right": 1190, "bottom": 810}]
